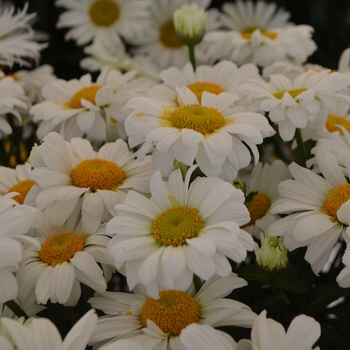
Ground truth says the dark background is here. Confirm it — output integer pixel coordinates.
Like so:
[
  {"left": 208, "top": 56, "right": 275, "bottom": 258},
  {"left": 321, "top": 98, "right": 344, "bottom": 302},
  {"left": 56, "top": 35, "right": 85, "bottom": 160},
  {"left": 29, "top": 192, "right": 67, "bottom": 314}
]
[{"left": 7, "top": 0, "right": 350, "bottom": 79}]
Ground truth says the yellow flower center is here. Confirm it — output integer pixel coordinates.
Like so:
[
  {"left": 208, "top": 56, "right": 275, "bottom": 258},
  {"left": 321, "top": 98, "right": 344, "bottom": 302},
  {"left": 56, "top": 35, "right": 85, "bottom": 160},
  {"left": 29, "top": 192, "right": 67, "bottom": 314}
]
[
  {"left": 323, "top": 184, "right": 350, "bottom": 219},
  {"left": 71, "top": 159, "right": 125, "bottom": 192},
  {"left": 273, "top": 88, "right": 307, "bottom": 100},
  {"left": 140, "top": 290, "right": 200, "bottom": 336},
  {"left": 186, "top": 82, "right": 225, "bottom": 102},
  {"left": 166, "top": 104, "right": 226, "bottom": 136},
  {"left": 159, "top": 20, "right": 183, "bottom": 48},
  {"left": 241, "top": 26, "right": 277, "bottom": 40},
  {"left": 39, "top": 232, "right": 85, "bottom": 266},
  {"left": 7, "top": 180, "right": 36, "bottom": 204},
  {"left": 152, "top": 206, "right": 204, "bottom": 247},
  {"left": 69, "top": 85, "right": 102, "bottom": 109},
  {"left": 7, "top": 73, "right": 20, "bottom": 81},
  {"left": 89, "top": 0, "right": 120, "bottom": 27},
  {"left": 244, "top": 193, "right": 271, "bottom": 226},
  {"left": 325, "top": 115, "right": 350, "bottom": 134}
]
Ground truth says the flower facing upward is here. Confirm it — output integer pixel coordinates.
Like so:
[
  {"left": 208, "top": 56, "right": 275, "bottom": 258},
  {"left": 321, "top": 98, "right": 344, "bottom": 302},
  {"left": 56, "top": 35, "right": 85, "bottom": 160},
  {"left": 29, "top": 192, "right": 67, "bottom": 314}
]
[
  {"left": 28, "top": 132, "right": 155, "bottom": 234},
  {"left": 17, "top": 214, "right": 112, "bottom": 309},
  {"left": 174, "top": 3, "right": 207, "bottom": 46},
  {"left": 106, "top": 167, "right": 254, "bottom": 297},
  {"left": 126, "top": 86, "right": 274, "bottom": 181},
  {"left": 269, "top": 145, "right": 350, "bottom": 274},
  {"left": 55, "top": 0, "right": 150, "bottom": 46},
  {"left": 88, "top": 274, "right": 257, "bottom": 349}
]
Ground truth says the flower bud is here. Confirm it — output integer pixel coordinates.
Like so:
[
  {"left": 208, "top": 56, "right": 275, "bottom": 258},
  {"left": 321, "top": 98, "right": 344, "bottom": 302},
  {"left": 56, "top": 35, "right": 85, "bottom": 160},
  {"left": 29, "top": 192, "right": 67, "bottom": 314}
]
[
  {"left": 173, "top": 3, "right": 207, "bottom": 46},
  {"left": 254, "top": 232, "right": 288, "bottom": 273}
]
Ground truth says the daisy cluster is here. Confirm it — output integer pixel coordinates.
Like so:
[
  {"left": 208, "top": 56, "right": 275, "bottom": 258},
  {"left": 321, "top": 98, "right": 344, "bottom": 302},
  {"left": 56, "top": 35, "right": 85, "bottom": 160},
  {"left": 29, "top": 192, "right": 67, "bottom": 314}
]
[{"left": 0, "top": 0, "right": 350, "bottom": 349}]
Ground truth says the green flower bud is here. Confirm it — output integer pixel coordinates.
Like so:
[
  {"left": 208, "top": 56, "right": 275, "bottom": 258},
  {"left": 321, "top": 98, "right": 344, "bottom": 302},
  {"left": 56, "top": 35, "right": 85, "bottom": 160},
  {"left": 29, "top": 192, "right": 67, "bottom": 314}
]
[
  {"left": 173, "top": 3, "right": 207, "bottom": 46},
  {"left": 254, "top": 232, "right": 289, "bottom": 273}
]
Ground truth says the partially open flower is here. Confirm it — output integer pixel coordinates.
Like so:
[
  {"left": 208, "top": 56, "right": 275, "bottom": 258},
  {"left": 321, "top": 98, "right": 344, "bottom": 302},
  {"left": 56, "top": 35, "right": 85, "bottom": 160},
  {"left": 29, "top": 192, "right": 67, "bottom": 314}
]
[{"left": 254, "top": 232, "right": 288, "bottom": 273}]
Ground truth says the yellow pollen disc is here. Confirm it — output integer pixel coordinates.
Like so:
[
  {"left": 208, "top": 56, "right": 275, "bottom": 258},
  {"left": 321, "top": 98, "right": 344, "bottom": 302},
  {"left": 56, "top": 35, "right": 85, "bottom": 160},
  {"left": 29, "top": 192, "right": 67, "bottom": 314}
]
[
  {"left": 152, "top": 206, "right": 204, "bottom": 247},
  {"left": 273, "top": 88, "right": 307, "bottom": 100},
  {"left": 140, "top": 290, "right": 200, "bottom": 336},
  {"left": 69, "top": 85, "right": 102, "bottom": 109},
  {"left": 7, "top": 180, "right": 36, "bottom": 204},
  {"left": 325, "top": 115, "right": 350, "bottom": 134},
  {"left": 89, "top": 0, "right": 120, "bottom": 27},
  {"left": 244, "top": 193, "right": 270, "bottom": 226},
  {"left": 241, "top": 26, "right": 277, "bottom": 40},
  {"left": 186, "top": 82, "right": 225, "bottom": 102},
  {"left": 323, "top": 184, "right": 350, "bottom": 219},
  {"left": 71, "top": 158, "right": 125, "bottom": 192},
  {"left": 167, "top": 104, "right": 226, "bottom": 136},
  {"left": 39, "top": 232, "right": 85, "bottom": 266},
  {"left": 159, "top": 20, "right": 183, "bottom": 48}
]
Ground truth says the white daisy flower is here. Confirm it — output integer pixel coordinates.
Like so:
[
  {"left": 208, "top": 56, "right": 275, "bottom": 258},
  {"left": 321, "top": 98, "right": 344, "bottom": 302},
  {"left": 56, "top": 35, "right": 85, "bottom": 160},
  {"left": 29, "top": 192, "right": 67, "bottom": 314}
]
[
  {"left": 336, "top": 229, "right": 350, "bottom": 288},
  {"left": 28, "top": 132, "right": 155, "bottom": 234},
  {"left": 180, "top": 323, "right": 237, "bottom": 350},
  {"left": 17, "top": 212, "right": 112, "bottom": 308},
  {"left": 81, "top": 38, "right": 160, "bottom": 81},
  {"left": 150, "top": 60, "right": 260, "bottom": 105},
  {"left": 0, "top": 163, "right": 34, "bottom": 204},
  {"left": 236, "top": 310, "right": 321, "bottom": 350},
  {"left": 268, "top": 145, "right": 350, "bottom": 274},
  {"left": 131, "top": 0, "right": 217, "bottom": 69},
  {"left": 204, "top": 1, "right": 316, "bottom": 67},
  {"left": 88, "top": 274, "right": 257, "bottom": 349},
  {"left": 241, "top": 160, "right": 291, "bottom": 239},
  {"left": 0, "top": 3, "right": 46, "bottom": 68},
  {"left": 0, "top": 72, "right": 29, "bottom": 139},
  {"left": 55, "top": 0, "right": 150, "bottom": 46},
  {"left": 14, "top": 64, "right": 56, "bottom": 104},
  {"left": 106, "top": 167, "right": 254, "bottom": 296},
  {"left": 0, "top": 193, "right": 39, "bottom": 304},
  {"left": 30, "top": 68, "right": 150, "bottom": 141},
  {"left": 0, "top": 309, "right": 97, "bottom": 350},
  {"left": 242, "top": 69, "right": 350, "bottom": 141},
  {"left": 126, "top": 86, "right": 274, "bottom": 181}
]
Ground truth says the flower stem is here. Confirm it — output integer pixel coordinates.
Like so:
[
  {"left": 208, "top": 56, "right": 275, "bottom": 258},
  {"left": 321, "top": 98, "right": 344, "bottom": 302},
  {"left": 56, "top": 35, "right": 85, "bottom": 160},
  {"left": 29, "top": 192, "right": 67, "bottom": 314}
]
[
  {"left": 188, "top": 44, "right": 196, "bottom": 71},
  {"left": 270, "top": 274, "right": 280, "bottom": 322},
  {"left": 5, "top": 300, "right": 29, "bottom": 320},
  {"left": 294, "top": 128, "right": 307, "bottom": 167}
]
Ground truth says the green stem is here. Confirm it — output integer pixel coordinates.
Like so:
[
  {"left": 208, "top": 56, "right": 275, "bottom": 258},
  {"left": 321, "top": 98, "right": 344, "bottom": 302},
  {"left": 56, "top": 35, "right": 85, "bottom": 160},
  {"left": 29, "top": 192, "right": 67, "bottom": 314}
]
[
  {"left": 193, "top": 274, "right": 202, "bottom": 293},
  {"left": 294, "top": 128, "right": 307, "bottom": 167},
  {"left": 188, "top": 44, "right": 196, "bottom": 71},
  {"left": 270, "top": 274, "right": 280, "bottom": 322},
  {"left": 5, "top": 300, "right": 29, "bottom": 320}
]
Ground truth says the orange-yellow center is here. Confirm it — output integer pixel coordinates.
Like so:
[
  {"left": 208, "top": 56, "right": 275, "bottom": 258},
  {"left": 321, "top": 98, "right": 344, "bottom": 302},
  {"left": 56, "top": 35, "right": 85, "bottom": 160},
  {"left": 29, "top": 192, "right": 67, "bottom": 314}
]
[
  {"left": 325, "top": 115, "right": 350, "bottom": 134},
  {"left": 89, "top": 0, "right": 120, "bottom": 27},
  {"left": 69, "top": 85, "right": 102, "bottom": 109},
  {"left": 39, "top": 232, "right": 85, "bottom": 266},
  {"left": 244, "top": 193, "right": 271, "bottom": 226},
  {"left": 71, "top": 158, "right": 125, "bottom": 192},
  {"left": 166, "top": 104, "right": 226, "bottom": 135},
  {"left": 241, "top": 26, "right": 277, "bottom": 40},
  {"left": 7, "top": 180, "right": 36, "bottom": 204},
  {"left": 159, "top": 20, "right": 183, "bottom": 48},
  {"left": 140, "top": 290, "right": 200, "bottom": 336},
  {"left": 273, "top": 88, "right": 307, "bottom": 100},
  {"left": 152, "top": 206, "right": 204, "bottom": 247},
  {"left": 323, "top": 184, "right": 350, "bottom": 219},
  {"left": 186, "top": 82, "right": 225, "bottom": 102}
]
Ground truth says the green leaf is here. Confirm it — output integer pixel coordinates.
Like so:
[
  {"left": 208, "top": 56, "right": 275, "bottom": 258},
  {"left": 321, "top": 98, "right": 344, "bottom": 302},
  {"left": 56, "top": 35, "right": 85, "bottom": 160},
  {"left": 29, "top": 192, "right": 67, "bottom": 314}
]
[
  {"left": 309, "top": 283, "right": 350, "bottom": 315},
  {"left": 238, "top": 265, "right": 270, "bottom": 285},
  {"left": 276, "top": 272, "right": 308, "bottom": 294}
]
